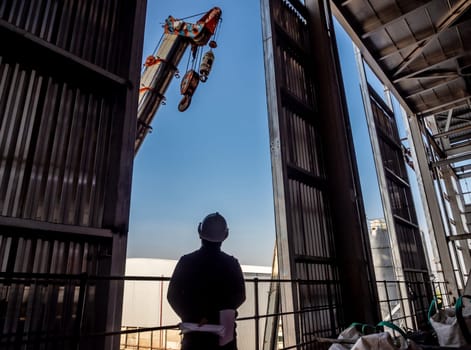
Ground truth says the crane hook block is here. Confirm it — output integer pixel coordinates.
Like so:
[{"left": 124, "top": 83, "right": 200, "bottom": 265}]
[
  {"left": 199, "top": 51, "right": 215, "bottom": 83},
  {"left": 178, "top": 70, "right": 200, "bottom": 112}
]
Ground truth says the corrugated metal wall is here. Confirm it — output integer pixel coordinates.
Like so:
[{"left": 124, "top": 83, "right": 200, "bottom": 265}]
[
  {"left": 261, "top": 0, "right": 379, "bottom": 347},
  {"left": 0, "top": 0, "right": 146, "bottom": 348}
]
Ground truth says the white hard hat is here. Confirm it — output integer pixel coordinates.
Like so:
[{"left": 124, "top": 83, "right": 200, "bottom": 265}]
[{"left": 198, "top": 212, "right": 229, "bottom": 242}]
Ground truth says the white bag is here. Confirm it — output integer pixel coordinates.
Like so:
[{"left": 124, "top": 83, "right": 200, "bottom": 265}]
[
  {"left": 328, "top": 322, "right": 412, "bottom": 350},
  {"left": 428, "top": 295, "right": 471, "bottom": 347},
  {"left": 351, "top": 332, "right": 399, "bottom": 350},
  {"left": 328, "top": 322, "right": 365, "bottom": 350}
]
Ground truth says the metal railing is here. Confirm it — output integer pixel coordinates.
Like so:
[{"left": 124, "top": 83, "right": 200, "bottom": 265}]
[{"left": 0, "top": 272, "right": 452, "bottom": 349}]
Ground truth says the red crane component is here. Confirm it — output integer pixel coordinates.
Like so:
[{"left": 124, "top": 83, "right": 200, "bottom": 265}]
[
  {"left": 164, "top": 7, "right": 222, "bottom": 45},
  {"left": 135, "top": 7, "right": 222, "bottom": 154}
]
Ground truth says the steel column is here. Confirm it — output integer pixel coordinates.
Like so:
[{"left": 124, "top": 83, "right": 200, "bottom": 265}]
[{"left": 407, "top": 114, "right": 460, "bottom": 298}]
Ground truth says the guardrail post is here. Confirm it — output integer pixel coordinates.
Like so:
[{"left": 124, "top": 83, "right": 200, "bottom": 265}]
[
  {"left": 254, "top": 277, "right": 260, "bottom": 350},
  {"left": 75, "top": 272, "right": 88, "bottom": 349}
]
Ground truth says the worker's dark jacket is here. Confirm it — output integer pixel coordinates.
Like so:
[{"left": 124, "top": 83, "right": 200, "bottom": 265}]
[{"left": 167, "top": 242, "right": 246, "bottom": 350}]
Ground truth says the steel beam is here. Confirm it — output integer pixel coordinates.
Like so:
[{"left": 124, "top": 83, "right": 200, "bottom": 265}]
[
  {"left": 433, "top": 124, "right": 471, "bottom": 139},
  {"left": 392, "top": 0, "right": 471, "bottom": 77},
  {"left": 361, "top": 2, "right": 431, "bottom": 39},
  {"left": 406, "top": 77, "right": 462, "bottom": 100},
  {"left": 432, "top": 152, "right": 471, "bottom": 167},
  {"left": 407, "top": 113, "right": 459, "bottom": 298},
  {"left": 441, "top": 167, "right": 471, "bottom": 277},
  {"left": 260, "top": 0, "right": 296, "bottom": 346},
  {"left": 444, "top": 144, "right": 471, "bottom": 157},
  {"left": 448, "top": 233, "right": 471, "bottom": 241}
]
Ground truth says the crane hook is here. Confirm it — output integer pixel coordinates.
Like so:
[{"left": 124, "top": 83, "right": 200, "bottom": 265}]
[{"left": 178, "top": 69, "right": 200, "bottom": 112}]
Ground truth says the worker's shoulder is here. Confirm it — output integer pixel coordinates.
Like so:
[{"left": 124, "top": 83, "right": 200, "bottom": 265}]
[
  {"left": 179, "top": 249, "right": 240, "bottom": 265},
  {"left": 219, "top": 250, "right": 242, "bottom": 264},
  {"left": 175, "top": 249, "right": 200, "bottom": 264},
  {"left": 179, "top": 249, "right": 200, "bottom": 259}
]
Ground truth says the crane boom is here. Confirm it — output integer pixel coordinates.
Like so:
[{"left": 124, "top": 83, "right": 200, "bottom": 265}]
[{"left": 135, "top": 7, "right": 222, "bottom": 154}]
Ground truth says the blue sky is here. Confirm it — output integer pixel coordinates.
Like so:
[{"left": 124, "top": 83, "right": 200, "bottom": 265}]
[
  {"left": 128, "top": 0, "right": 276, "bottom": 266},
  {"left": 127, "top": 0, "right": 422, "bottom": 266}
]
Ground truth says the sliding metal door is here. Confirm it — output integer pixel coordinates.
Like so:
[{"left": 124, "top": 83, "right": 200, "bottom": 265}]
[{"left": 261, "top": 0, "right": 379, "bottom": 347}]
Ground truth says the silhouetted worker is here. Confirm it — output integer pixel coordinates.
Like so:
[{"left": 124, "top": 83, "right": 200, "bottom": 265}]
[{"left": 167, "top": 212, "right": 246, "bottom": 350}]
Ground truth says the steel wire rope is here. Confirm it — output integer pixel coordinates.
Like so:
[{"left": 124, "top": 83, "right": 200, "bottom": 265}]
[
  {"left": 212, "top": 17, "right": 223, "bottom": 45},
  {"left": 195, "top": 46, "right": 204, "bottom": 70},
  {"left": 184, "top": 46, "right": 193, "bottom": 73},
  {"left": 140, "top": 32, "right": 164, "bottom": 75},
  {"left": 152, "top": 32, "right": 164, "bottom": 56},
  {"left": 176, "top": 11, "right": 208, "bottom": 21}
]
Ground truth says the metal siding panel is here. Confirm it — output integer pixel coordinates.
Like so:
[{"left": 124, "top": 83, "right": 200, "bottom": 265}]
[
  {"left": 43, "top": 84, "right": 72, "bottom": 223},
  {"left": 305, "top": 183, "right": 315, "bottom": 256},
  {"left": 92, "top": 97, "right": 112, "bottom": 227},
  {"left": 56, "top": 0, "right": 75, "bottom": 49},
  {"left": 0, "top": 2, "right": 6, "bottom": 18},
  {"left": 0, "top": 62, "right": 118, "bottom": 228},
  {"left": 0, "top": 63, "right": 18, "bottom": 215},
  {"left": 72, "top": 95, "right": 92, "bottom": 225},
  {"left": 42, "top": 0, "right": 59, "bottom": 42},
  {"left": 79, "top": 96, "right": 99, "bottom": 226},
  {"left": 30, "top": 78, "right": 60, "bottom": 220},
  {"left": 69, "top": 0, "right": 87, "bottom": 56},
  {"left": 29, "top": 78, "right": 60, "bottom": 221},
  {"left": 12, "top": 72, "right": 41, "bottom": 218},
  {"left": 8, "top": 0, "right": 25, "bottom": 27},
  {"left": 105, "top": 1, "right": 120, "bottom": 71},
  {"left": 94, "top": 0, "right": 111, "bottom": 67},
  {"left": 6, "top": 72, "right": 26, "bottom": 216},
  {"left": 24, "top": 0, "right": 40, "bottom": 33},
  {"left": 59, "top": 90, "right": 85, "bottom": 225}
]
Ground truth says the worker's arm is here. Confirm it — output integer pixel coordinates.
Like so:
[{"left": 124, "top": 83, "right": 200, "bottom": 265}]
[
  {"left": 167, "top": 257, "right": 188, "bottom": 319},
  {"left": 229, "top": 259, "right": 246, "bottom": 309}
]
